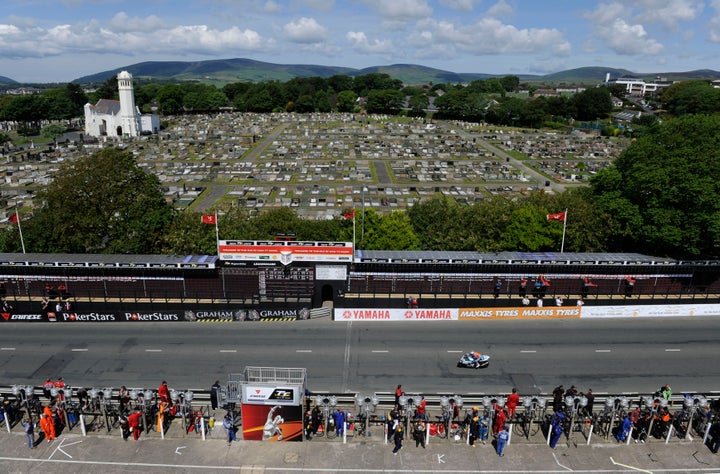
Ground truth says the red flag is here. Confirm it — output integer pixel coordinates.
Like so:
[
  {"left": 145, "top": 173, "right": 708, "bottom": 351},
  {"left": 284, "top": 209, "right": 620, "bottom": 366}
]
[
  {"left": 343, "top": 209, "right": 355, "bottom": 219},
  {"left": 201, "top": 214, "right": 216, "bottom": 225},
  {"left": 546, "top": 211, "right": 566, "bottom": 221},
  {"left": 539, "top": 275, "right": 551, "bottom": 287},
  {"left": 8, "top": 213, "right": 19, "bottom": 223}
]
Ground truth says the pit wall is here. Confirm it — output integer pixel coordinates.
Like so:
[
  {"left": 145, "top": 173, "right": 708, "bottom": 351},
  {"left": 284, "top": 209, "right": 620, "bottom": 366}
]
[{"left": 333, "top": 304, "right": 720, "bottom": 321}]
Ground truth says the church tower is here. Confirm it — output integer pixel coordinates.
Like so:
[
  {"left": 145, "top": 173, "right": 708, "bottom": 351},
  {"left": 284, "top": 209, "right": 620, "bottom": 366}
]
[{"left": 117, "top": 70, "right": 140, "bottom": 137}]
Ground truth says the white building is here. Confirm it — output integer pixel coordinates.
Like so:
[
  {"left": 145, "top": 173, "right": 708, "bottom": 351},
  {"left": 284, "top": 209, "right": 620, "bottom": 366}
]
[
  {"left": 84, "top": 71, "right": 159, "bottom": 138},
  {"left": 604, "top": 73, "right": 672, "bottom": 96}
]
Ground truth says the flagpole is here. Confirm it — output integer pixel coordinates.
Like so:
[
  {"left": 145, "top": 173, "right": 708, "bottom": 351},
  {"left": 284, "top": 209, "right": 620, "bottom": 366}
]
[
  {"left": 214, "top": 211, "right": 219, "bottom": 253},
  {"left": 352, "top": 210, "right": 356, "bottom": 264},
  {"left": 560, "top": 208, "right": 568, "bottom": 253},
  {"left": 15, "top": 205, "right": 26, "bottom": 254}
]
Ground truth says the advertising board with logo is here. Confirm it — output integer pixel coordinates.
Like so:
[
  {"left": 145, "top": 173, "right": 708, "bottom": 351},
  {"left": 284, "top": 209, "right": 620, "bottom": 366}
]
[{"left": 458, "top": 307, "right": 582, "bottom": 320}]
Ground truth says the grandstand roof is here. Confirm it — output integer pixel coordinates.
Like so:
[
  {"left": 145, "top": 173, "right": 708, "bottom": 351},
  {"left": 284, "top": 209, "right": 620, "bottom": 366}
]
[
  {"left": 355, "top": 250, "right": 677, "bottom": 265},
  {"left": 0, "top": 253, "right": 218, "bottom": 269}
]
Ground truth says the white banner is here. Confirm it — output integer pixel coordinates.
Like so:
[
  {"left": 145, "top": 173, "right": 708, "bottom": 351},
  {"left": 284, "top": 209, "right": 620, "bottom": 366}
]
[
  {"left": 241, "top": 385, "right": 301, "bottom": 405},
  {"left": 579, "top": 303, "right": 720, "bottom": 319}
]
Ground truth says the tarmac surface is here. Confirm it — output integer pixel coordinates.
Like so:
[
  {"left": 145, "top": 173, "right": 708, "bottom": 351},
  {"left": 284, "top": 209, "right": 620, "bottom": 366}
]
[{"left": 1, "top": 412, "right": 718, "bottom": 474}]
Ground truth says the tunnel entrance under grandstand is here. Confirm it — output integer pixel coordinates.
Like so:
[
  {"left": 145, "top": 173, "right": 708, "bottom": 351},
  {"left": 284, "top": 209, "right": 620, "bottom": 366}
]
[{"left": 322, "top": 284, "right": 334, "bottom": 302}]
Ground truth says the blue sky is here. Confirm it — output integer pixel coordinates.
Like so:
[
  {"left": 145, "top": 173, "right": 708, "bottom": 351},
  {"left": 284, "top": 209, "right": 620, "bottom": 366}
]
[{"left": 1, "top": 0, "right": 718, "bottom": 83}]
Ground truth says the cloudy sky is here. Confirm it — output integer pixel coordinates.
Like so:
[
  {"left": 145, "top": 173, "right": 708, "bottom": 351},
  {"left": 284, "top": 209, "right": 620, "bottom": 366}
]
[{"left": 1, "top": 0, "right": 718, "bottom": 83}]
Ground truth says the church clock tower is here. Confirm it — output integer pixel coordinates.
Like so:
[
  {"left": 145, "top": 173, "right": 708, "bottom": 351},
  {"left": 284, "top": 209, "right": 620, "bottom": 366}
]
[{"left": 117, "top": 70, "right": 140, "bottom": 137}]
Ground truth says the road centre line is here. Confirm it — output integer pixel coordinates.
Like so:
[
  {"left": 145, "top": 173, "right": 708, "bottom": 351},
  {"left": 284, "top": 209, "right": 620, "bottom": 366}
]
[
  {"left": 296, "top": 350, "right": 312, "bottom": 353},
  {"left": 71, "top": 348, "right": 88, "bottom": 352},
  {"left": 595, "top": 349, "right": 611, "bottom": 353},
  {"left": 145, "top": 349, "right": 162, "bottom": 352},
  {"left": 446, "top": 350, "right": 463, "bottom": 353},
  {"left": 1, "top": 347, "right": 16, "bottom": 351},
  {"left": 219, "top": 350, "right": 237, "bottom": 353},
  {"left": 371, "top": 350, "right": 389, "bottom": 353},
  {"left": 520, "top": 350, "right": 537, "bottom": 353},
  {"left": 665, "top": 348, "right": 681, "bottom": 352}
]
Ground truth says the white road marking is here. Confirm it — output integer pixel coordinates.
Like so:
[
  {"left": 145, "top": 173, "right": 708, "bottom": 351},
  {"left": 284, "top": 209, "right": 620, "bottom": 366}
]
[
  {"left": 610, "top": 456, "right": 653, "bottom": 473},
  {"left": 1, "top": 347, "right": 16, "bottom": 351},
  {"left": 446, "top": 350, "right": 463, "bottom": 353},
  {"left": 219, "top": 350, "right": 237, "bottom": 353},
  {"left": 520, "top": 350, "right": 537, "bottom": 353},
  {"left": 296, "top": 350, "right": 312, "bottom": 353},
  {"left": 71, "top": 348, "right": 88, "bottom": 352},
  {"left": 595, "top": 349, "right": 611, "bottom": 353},
  {"left": 145, "top": 349, "right": 162, "bottom": 352},
  {"left": 665, "top": 348, "right": 681, "bottom": 352},
  {"left": 371, "top": 350, "right": 389, "bottom": 353}
]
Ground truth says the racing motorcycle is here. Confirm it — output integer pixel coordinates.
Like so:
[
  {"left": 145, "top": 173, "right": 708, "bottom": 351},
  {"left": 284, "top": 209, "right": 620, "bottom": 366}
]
[{"left": 457, "top": 351, "right": 490, "bottom": 369}]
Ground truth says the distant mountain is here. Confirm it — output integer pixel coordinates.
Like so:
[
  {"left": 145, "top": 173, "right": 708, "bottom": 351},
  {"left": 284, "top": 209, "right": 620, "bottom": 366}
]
[
  {"left": 0, "top": 75, "right": 18, "bottom": 85},
  {"left": 541, "top": 67, "right": 636, "bottom": 84},
  {"left": 71, "top": 58, "right": 720, "bottom": 86},
  {"left": 73, "top": 58, "right": 356, "bottom": 85},
  {"left": 542, "top": 66, "right": 720, "bottom": 84}
]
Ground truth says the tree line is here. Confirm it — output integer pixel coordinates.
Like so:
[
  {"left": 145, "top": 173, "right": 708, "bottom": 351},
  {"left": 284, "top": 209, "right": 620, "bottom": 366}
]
[{"left": 3, "top": 74, "right": 720, "bottom": 133}]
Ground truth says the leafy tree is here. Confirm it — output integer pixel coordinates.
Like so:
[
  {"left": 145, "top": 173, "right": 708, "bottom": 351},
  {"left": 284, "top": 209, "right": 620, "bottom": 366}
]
[
  {"left": 336, "top": 90, "right": 357, "bottom": 112},
  {"left": 2, "top": 95, "right": 48, "bottom": 135},
  {"left": 294, "top": 94, "right": 316, "bottom": 113},
  {"left": 590, "top": 114, "right": 720, "bottom": 257},
  {"left": 152, "top": 211, "right": 219, "bottom": 255},
  {"left": 315, "top": 90, "right": 332, "bottom": 113},
  {"left": 500, "top": 205, "right": 558, "bottom": 251},
  {"left": 41, "top": 123, "right": 67, "bottom": 144},
  {"left": 499, "top": 75, "right": 520, "bottom": 93},
  {"left": 570, "top": 87, "right": 613, "bottom": 121},
  {"left": 42, "top": 87, "right": 80, "bottom": 119},
  {"left": 660, "top": 80, "right": 720, "bottom": 116},
  {"left": 26, "top": 147, "right": 173, "bottom": 253},
  {"left": 327, "top": 75, "right": 354, "bottom": 94},
  {"left": 408, "top": 93, "right": 429, "bottom": 117},
  {"left": 353, "top": 73, "right": 402, "bottom": 95},
  {"left": 407, "top": 195, "right": 463, "bottom": 250},
  {"left": 365, "top": 89, "right": 404, "bottom": 114},
  {"left": 155, "top": 84, "right": 184, "bottom": 114},
  {"left": 363, "top": 210, "right": 420, "bottom": 250},
  {"left": 222, "top": 82, "right": 252, "bottom": 102},
  {"left": 92, "top": 75, "right": 119, "bottom": 101}
]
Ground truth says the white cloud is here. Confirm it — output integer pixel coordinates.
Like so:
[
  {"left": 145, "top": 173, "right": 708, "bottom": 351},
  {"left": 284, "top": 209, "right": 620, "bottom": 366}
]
[
  {"left": 710, "top": 0, "right": 720, "bottom": 42},
  {"left": 632, "top": 0, "right": 703, "bottom": 29},
  {"left": 108, "top": 12, "right": 165, "bottom": 33},
  {"left": 585, "top": 3, "right": 664, "bottom": 55},
  {"left": 409, "top": 17, "right": 570, "bottom": 56},
  {"left": 302, "top": 0, "right": 335, "bottom": 11},
  {"left": 438, "top": 0, "right": 477, "bottom": 12},
  {"left": 346, "top": 31, "right": 394, "bottom": 54},
  {"left": 263, "top": 0, "right": 283, "bottom": 14},
  {"left": 0, "top": 19, "right": 268, "bottom": 59},
  {"left": 357, "top": 0, "right": 432, "bottom": 21},
  {"left": 283, "top": 17, "right": 327, "bottom": 43},
  {"left": 487, "top": 0, "right": 513, "bottom": 18}
]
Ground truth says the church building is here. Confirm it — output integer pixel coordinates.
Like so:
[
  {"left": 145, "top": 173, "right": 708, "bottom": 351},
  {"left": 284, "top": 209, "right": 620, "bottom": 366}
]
[{"left": 84, "top": 71, "right": 159, "bottom": 138}]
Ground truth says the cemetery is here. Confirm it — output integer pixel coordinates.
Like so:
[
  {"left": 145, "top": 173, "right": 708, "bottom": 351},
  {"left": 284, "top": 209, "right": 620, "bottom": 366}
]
[{"left": 1, "top": 113, "right": 632, "bottom": 221}]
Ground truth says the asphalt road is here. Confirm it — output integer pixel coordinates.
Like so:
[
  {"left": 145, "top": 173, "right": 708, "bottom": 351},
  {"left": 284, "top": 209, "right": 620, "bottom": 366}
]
[{"left": 1, "top": 317, "right": 720, "bottom": 395}]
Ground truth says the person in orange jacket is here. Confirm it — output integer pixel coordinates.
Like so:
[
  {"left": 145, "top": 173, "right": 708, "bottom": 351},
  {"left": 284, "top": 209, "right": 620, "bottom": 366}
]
[{"left": 39, "top": 413, "right": 56, "bottom": 441}]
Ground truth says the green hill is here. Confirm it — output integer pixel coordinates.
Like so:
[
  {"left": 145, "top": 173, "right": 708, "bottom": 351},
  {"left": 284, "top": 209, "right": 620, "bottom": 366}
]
[
  {"left": 70, "top": 58, "right": 720, "bottom": 87},
  {"left": 0, "top": 75, "right": 18, "bottom": 85}
]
